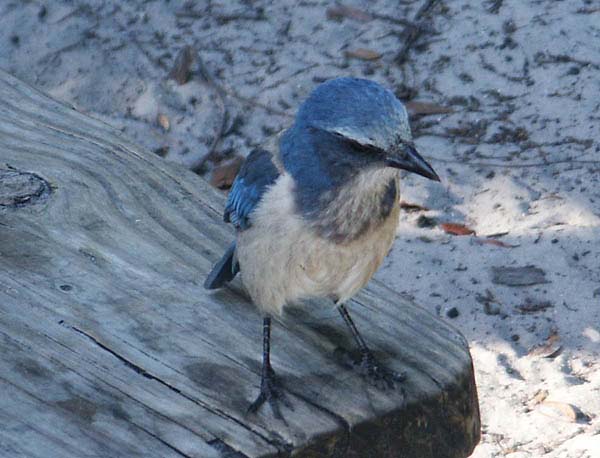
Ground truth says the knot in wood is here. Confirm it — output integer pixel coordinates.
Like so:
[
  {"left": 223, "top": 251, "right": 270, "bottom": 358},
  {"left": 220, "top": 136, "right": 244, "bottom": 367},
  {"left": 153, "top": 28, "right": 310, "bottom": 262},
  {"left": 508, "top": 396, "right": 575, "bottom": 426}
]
[{"left": 0, "top": 168, "right": 51, "bottom": 208}]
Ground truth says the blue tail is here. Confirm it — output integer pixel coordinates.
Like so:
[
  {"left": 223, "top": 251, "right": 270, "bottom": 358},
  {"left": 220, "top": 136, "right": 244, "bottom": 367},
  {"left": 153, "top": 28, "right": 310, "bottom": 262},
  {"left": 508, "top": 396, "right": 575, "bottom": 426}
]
[{"left": 204, "top": 242, "right": 240, "bottom": 289}]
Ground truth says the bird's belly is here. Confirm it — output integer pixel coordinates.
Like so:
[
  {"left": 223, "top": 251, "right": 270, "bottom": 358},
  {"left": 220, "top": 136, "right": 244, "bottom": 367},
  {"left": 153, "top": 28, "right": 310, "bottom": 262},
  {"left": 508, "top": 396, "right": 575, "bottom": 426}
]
[
  {"left": 237, "top": 178, "right": 399, "bottom": 316},
  {"left": 303, "top": 206, "right": 400, "bottom": 304}
]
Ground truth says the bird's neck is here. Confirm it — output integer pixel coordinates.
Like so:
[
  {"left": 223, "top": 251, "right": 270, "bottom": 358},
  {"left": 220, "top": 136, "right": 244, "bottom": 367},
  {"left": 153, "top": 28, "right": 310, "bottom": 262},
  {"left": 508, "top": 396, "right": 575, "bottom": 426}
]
[{"left": 304, "top": 167, "right": 399, "bottom": 244}]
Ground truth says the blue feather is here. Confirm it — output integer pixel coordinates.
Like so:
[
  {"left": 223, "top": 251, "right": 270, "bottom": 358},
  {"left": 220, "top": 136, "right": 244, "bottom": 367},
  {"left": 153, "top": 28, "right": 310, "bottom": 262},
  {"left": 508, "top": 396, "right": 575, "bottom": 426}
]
[{"left": 224, "top": 149, "right": 279, "bottom": 230}]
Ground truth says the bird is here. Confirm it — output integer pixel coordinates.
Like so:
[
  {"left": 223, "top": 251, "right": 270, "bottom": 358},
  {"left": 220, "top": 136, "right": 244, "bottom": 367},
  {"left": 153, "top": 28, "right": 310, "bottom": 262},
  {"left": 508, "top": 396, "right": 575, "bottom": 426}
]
[{"left": 204, "top": 77, "right": 440, "bottom": 419}]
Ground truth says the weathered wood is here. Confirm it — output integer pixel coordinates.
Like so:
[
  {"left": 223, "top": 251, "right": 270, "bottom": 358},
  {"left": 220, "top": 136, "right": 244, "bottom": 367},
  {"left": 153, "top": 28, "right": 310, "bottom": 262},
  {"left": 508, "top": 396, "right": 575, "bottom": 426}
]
[{"left": 0, "top": 69, "right": 480, "bottom": 458}]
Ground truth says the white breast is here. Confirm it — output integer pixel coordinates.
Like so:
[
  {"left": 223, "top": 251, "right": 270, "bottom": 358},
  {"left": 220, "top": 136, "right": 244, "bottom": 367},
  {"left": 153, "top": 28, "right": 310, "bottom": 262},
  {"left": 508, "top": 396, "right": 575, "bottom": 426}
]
[{"left": 236, "top": 171, "right": 400, "bottom": 316}]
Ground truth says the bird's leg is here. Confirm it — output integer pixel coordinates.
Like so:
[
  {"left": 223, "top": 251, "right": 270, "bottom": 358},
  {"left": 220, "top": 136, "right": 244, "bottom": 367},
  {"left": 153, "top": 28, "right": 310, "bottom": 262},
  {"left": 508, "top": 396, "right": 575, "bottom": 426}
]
[
  {"left": 247, "top": 316, "right": 292, "bottom": 419},
  {"left": 337, "top": 303, "right": 405, "bottom": 389}
]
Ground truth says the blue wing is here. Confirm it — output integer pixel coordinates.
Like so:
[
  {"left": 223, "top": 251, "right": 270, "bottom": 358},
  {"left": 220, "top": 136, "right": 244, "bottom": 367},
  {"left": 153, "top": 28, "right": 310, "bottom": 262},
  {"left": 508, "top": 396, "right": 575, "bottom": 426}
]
[
  {"left": 205, "top": 149, "right": 279, "bottom": 289},
  {"left": 224, "top": 148, "right": 280, "bottom": 230}
]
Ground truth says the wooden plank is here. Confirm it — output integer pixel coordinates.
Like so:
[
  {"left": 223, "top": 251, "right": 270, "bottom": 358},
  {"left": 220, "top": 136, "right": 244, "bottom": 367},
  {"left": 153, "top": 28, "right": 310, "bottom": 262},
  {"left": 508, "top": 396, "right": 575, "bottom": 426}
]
[{"left": 0, "top": 69, "right": 480, "bottom": 458}]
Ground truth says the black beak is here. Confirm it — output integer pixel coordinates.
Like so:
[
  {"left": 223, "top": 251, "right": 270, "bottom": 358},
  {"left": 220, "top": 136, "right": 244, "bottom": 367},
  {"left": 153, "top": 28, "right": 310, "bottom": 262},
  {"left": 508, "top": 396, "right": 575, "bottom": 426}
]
[{"left": 385, "top": 144, "right": 440, "bottom": 181}]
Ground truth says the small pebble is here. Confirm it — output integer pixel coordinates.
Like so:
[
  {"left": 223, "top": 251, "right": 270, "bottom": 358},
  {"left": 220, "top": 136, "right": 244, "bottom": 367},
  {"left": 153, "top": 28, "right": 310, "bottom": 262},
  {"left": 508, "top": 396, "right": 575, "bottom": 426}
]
[
  {"left": 446, "top": 307, "right": 460, "bottom": 318},
  {"left": 417, "top": 215, "right": 437, "bottom": 228}
]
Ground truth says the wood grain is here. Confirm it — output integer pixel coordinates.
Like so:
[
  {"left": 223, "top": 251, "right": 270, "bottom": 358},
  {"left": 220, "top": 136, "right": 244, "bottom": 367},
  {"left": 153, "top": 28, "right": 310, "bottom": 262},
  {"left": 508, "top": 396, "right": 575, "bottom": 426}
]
[{"left": 0, "top": 69, "right": 480, "bottom": 458}]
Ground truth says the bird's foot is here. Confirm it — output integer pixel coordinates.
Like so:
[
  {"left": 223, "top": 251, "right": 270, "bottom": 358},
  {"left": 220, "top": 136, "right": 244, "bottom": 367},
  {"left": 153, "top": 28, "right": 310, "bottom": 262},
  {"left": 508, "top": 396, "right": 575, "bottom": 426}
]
[
  {"left": 356, "top": 350, "right": 406, "bottom": 390},
  {"left": 247, "top": 367, "right": 292, "bottom": 420}
]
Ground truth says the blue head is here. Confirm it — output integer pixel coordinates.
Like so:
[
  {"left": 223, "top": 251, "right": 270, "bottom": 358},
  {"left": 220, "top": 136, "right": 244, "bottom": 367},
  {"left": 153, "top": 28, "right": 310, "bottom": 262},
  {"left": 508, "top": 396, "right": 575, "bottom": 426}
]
[{"left": 283, "top": 77, "right": 439, "bottom": 182}]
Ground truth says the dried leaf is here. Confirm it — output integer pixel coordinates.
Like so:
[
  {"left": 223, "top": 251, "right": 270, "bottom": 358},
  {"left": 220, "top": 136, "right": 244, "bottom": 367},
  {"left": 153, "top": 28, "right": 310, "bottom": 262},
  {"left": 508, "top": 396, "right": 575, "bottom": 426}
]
[
  {"left": 476, "top": 289, "right": 502, "bottom": 315},
  {"left": 517, "top": 298, "right": 553, "bottom": 314},
  {"left": 475, "top": 238, "right": 517, "bottom": 248},
  {"left": 483, "top": 302, "right": 501, "bottom": 315},
  {"left": 538, "top": 401, "right": 590, "bottom": 423},
  {"left": 491, "top": 265, "right": 548, "bottom": 286},
  {"left": 405, "top": 101, "right": 454, "bottom": 116},
  {"left": 485, "top": 231, "right": 510, "bottom": 238},
  {"left": 326, "top": 5, "right": 372, "bottom": 22},
  {"left": 209, "top": 156, "right": 244, "bottom": 190},
  {"left": 530, "top": 389, "right": 549, "bottom": 406},
  {"left": 399, "top": 201, "right": 429, "bottom": 212},
  {"left": 168, "top": 45, "right": 195, "bottom": 85},
  {"left": 440, "top": 222, "right": 476, "bottom": 236},
  {"left": 157, "top": 113, "right": 170, "bottom": 131},
  {"left": 528, "top": 328, "right": 562, "bottom": 358},
  {"left": 344, "top": 48, "right": 382, "bottom": 61}
]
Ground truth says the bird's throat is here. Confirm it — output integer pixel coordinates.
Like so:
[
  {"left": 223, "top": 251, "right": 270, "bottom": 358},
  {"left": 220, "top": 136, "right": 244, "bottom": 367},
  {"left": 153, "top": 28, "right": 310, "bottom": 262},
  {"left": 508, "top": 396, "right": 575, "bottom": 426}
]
[{"left": 307, "top": 168, "right": 399, "bottom": 244}]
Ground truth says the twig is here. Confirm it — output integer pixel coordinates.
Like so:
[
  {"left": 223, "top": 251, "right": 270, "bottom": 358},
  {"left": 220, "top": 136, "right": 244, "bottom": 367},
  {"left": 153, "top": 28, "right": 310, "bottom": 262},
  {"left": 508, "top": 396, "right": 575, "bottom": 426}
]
[
  {"left": 395, "top": 0, "right": 440, "bottom": 65},
  {"left": 190, "top": 51, "right": 229, "bottom": 172},
  {"left": 371, "top": 12, "right": 415, "bottom": 28},
  {"left": 426, "top": 156, "right": 600, "bottom": 169},
  {"left": 225, "top": 92, "right": 293, "bottom": 118},
  {"left": 52, "top": 5, "right": 89, "bottom": 24},
  {"left": 262, "top": 63, "right": 319, "bottom": 90},
  {"left": 534, "top": 52, "right": 600, "bottom": 71},
  {"left": 419, "top": 129, "right": 594, "bottom": 151},
  {"left": 576, "top": 7, "right": 600, "bottom": 14},
  {"left": 487, "top": 0, "right": 503, "bottom": 14},
  {"left": 38, "top": 23, "right": 98, "bottom": 66}
]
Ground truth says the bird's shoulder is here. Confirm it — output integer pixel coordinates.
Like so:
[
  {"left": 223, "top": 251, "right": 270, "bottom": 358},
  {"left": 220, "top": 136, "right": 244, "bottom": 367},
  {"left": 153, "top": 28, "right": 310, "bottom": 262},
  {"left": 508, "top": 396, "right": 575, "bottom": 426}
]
[{"left": 224, "top": 147, "right": 282, "bottom": 230}]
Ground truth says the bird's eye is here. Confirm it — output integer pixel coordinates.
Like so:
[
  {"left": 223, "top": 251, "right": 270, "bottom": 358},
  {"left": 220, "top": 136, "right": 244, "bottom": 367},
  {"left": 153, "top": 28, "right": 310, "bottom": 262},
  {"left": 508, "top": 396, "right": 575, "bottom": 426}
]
[
  {"left": 322, "top": 129, "right": 384, "bottom": 156},
  {"left": 345, "top": 138, "right": 383, "bottom": 156}
]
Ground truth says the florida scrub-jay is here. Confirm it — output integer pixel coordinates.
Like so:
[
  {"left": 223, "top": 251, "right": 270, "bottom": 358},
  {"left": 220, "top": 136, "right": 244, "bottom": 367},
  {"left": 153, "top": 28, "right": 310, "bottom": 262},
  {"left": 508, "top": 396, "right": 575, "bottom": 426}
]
[{"left": 205, "top": 77, "right": 440, "bottom": 418}]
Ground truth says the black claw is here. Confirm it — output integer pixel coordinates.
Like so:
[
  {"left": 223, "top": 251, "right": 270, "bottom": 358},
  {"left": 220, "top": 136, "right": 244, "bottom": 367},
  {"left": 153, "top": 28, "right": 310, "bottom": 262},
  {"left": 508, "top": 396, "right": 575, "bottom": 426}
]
[
  {"left": 248, "top": 317, "right": 292, "bottom": 421},
  {"left": 336, "top": 346, "right": 406, "bottom": 391},
  {"left": 336, "top": 304, "right": 406, "bottom": 392},
  {"left": 247, "top": 368, "right": 291, "bottom": 420},
  {"left": 358, "top": 350, "right": 405, "bottom": 390}
]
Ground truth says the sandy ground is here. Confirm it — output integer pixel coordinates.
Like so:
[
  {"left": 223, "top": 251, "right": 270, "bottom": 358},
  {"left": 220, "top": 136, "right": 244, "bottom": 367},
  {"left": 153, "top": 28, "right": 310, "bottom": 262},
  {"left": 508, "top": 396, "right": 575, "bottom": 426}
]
[{"left": 1, "top": 1, "right": 598, "bottom": 457}]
